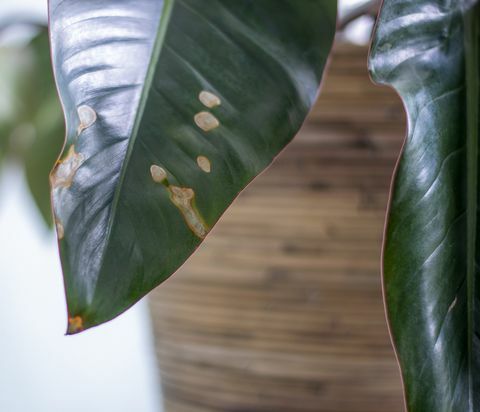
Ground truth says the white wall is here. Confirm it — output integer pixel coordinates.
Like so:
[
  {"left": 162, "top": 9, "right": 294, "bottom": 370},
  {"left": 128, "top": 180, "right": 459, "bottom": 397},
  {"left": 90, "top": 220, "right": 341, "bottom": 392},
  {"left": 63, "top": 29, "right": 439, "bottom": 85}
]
[{"left": 0, "top": 171, "right": 162, "bottom": 412}]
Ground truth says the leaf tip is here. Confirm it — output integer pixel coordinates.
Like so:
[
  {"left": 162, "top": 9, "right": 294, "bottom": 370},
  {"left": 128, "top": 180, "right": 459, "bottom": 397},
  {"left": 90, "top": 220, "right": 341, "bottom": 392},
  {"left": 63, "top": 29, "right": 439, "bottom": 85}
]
[{"left": 66, "top": 316, "right": 84, "bottom": 335}]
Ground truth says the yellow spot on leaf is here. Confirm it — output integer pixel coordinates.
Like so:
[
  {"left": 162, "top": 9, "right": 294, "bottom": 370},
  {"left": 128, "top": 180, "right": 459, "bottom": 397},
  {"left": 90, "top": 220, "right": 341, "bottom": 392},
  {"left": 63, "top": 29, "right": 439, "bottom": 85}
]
[
  {"left": 196, "top": 156, "right": 211, "bottom": 173},
  {"left": 150, "top": 165, "right": 167, "bottom": 183},
  {"left": 168, "top": 186, "right": 208, "bottom": 238},
  {"left": 50, "top": 146, "right": 85, "bottom": 190},
  {"left": 67, "top": 316, "right": 84, "bottom": 334},
  {"left": 77, "top": 105, "right": 97, "bottom": 134},
  {"left": 194, "top": 111, "right": 219, "bottom": 132},
  {"left": 199, "top": 91, "right": 221, "bottom": 108}
]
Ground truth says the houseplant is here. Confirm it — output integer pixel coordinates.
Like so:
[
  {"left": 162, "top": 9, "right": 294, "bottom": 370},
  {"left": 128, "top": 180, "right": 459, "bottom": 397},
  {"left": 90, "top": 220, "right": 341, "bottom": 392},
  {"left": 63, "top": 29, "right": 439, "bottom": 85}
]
[{"left": 1, "top": 0, "right": 478, "bottom": 410}]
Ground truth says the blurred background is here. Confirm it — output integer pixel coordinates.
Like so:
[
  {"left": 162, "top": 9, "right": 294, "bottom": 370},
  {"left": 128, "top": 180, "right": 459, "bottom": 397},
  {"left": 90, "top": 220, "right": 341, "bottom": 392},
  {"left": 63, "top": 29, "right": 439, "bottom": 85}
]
[{"left": 0, "top": 1, "right": 405, "bottom": 411}]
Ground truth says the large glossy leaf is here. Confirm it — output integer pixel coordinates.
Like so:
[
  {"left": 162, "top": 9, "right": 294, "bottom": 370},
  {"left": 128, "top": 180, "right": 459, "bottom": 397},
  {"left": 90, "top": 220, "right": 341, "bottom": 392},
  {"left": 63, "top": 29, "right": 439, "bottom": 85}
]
[
  {"left": 49, "top": 0, "right": 337, "bottom": 333},
  {"left": 369, "top": 1, "right": 479, "bottom": 410}
]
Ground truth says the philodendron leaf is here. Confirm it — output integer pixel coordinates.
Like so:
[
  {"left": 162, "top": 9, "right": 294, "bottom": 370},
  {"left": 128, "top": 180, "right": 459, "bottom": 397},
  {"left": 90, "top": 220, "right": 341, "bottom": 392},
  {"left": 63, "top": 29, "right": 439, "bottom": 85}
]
[
  {"left": 49, "top": 0, "right": 336, "bottom": 333},
  {"left": 369, "top": 1, "right": 479, "bottom": 410}
]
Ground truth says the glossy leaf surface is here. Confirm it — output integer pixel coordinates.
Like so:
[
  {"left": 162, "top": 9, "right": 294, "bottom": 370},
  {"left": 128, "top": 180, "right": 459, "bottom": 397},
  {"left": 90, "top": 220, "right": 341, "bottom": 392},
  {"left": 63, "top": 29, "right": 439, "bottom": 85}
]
[
  {"left": 49, "top": 0, "right": 337, "bottom": 333},
  {"left": 369, "top": 1, "right": 479, "bottom": 410}
]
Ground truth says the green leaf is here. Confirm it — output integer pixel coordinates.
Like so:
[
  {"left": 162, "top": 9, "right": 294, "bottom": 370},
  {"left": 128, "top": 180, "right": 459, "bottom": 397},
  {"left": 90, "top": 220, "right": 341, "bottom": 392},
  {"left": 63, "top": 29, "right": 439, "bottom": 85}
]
[
  {"left": 24, "top": 97, "right": 65, "bottom": 227},
  {"left": 49, "top": 0, "right": 337, "bottom": 333},
  {"left": 22, "top": 31, "right": 65, "bottom": 226},
  {"left": 0, "top": 45, "right": 22, "bottom": 176},
  {"left": 0, "top": 123, "right": 9, "bottom": 171},
  {"left": 0, "top": 30, "right": 64, "bottom": 226},
  {"left": 369, "top": 1, "right": 479, "bottom": 410}
]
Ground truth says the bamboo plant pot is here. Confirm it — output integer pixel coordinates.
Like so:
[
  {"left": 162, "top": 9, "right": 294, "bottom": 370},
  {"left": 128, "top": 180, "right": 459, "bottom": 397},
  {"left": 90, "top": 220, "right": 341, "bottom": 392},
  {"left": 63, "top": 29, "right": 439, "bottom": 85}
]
[{"left": 149, "top": 43, "right": 405, "bottom": 412}]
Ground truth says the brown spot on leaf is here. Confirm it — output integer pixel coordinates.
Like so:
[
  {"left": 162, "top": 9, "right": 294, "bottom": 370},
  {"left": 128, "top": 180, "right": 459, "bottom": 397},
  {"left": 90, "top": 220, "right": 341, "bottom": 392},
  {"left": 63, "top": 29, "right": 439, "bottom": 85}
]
[
  {"left": 168, "top": 186, "right": 208, "bottom": 238},
  {"left": 56, "top": 221, "right": 65, "bottom": 240},
  {"left": 50, "top": 146, "right": 85, "bottom": 190},
  {"left": 77, "top": 105, "right": 97, "bottom": 134},
  {"left": 199, "top": 91, "right": 221, "bottom": 108},
  {"left": 194, "top": 111, "right": 219, "bottom": 132},
  {"left": 67, "top": 316, "right": 84, "bottom": 334},
  {"left": 150, "top": 165, "right": 167, "bottom": 183},
  {"left": 196, "top": 156, "right": 211, "bottom": 173}
]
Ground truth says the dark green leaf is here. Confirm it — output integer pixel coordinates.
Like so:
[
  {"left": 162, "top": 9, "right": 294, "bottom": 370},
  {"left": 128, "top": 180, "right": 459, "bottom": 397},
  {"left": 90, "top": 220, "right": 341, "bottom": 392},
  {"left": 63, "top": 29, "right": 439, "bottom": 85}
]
[
  {"left": 369, "top": 1, "right": 479, "bottom": 410},
  {"left": 49, "top": 0, "right": 337, "bottom": 333}
]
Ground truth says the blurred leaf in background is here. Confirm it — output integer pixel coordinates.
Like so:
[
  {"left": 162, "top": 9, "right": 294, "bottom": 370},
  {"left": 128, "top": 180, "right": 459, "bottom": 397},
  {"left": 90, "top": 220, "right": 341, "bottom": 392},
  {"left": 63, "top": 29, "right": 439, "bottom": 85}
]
[{"left": 0, "top": 27, "right": 64, "bottom": 226}]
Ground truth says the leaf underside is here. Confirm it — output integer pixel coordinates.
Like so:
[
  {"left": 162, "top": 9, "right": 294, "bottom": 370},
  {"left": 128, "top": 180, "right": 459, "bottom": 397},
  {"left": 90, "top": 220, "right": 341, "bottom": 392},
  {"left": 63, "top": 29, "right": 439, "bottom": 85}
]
[
  {"left": 49, "top": 0, "right": 336, "bottom": 333},
  {"left": 370, "top": 1, "right": 480, "bottom": 410}
]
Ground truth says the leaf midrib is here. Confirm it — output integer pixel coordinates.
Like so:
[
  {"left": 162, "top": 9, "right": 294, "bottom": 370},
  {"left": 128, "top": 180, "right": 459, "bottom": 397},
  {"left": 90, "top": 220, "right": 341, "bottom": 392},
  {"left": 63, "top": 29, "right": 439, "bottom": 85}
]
[{"left": 95, "top": 0, "right": 175, "bottom": 290}]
